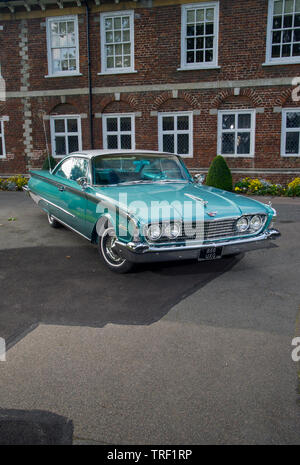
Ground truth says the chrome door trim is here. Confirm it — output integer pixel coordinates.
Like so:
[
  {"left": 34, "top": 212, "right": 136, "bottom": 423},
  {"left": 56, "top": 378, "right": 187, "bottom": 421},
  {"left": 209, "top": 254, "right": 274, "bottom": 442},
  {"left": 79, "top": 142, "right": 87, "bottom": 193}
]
[
  {"left": 38, "top": 194, "right": 76, "bottom": 218},
  {"left": 51, "top": 215, "right": 91, "bottom": 241}
]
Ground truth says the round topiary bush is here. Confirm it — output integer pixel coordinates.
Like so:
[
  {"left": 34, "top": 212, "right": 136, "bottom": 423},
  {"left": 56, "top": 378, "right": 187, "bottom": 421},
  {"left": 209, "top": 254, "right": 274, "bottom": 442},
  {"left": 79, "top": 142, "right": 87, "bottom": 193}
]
[
  {"left": 42, "top": 155, "right": 57, "bottom": 171},
  {"left": 206, "top": 155, "right": 233, "bottom": 192}
]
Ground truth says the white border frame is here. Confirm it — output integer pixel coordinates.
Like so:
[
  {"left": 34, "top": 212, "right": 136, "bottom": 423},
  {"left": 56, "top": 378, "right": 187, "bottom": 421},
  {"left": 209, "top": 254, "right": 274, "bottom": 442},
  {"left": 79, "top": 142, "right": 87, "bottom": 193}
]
[
  {"left": 46, "top": 15, "right": 80, "bottom": 77},
  {"left": 158, "top": 111, "right": 194, "bottom": 158},
  {"left": 102, "top": 113, "right": 136, "bottom": 150},
  {"left": 0, "top": 119, "right": 6, "bottom": 158},
  {"left": 180, "top": 1, "right": 219, "bottom": 71},
  {"left": 100, "top": 10, "right": 135, "bottom": 75},
  {"left": 50, "top": 114, "right": 82, "bottom": 158},
  {"left": 217, "top": 109, "right": 256, "bottom": 158},
  {"left": 281, "top": 108, "right": 300, "bottom": 156},
  {"left": 265, "top": 0, "right": 300, "bottom": 65}
]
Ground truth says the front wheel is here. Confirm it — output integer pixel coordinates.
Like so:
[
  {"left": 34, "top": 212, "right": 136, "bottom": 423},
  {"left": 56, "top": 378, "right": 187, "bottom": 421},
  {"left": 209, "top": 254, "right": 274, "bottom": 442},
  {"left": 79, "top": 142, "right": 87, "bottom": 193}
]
[{"left": 99, "top": 227, "right": 134, "bottom": 273}]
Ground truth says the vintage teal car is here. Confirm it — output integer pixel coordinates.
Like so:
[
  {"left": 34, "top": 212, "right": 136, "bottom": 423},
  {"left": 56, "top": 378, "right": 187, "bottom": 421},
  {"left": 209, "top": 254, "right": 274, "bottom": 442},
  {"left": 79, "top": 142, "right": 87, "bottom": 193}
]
[{"left": 24, "top": 150, "right": 280, "bottom": 273}]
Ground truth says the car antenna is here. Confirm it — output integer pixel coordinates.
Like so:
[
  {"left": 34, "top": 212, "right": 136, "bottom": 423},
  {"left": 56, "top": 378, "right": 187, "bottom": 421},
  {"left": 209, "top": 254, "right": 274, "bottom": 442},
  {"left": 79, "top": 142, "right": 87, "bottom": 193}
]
[{"left": 38, "top": 110, "right": 52, "bottom": 174}]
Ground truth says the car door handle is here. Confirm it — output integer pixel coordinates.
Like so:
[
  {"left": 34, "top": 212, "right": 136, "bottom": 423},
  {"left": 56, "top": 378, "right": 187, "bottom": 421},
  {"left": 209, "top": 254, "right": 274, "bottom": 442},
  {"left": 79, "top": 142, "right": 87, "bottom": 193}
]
[{"left": 58, "top": 186, "right": 65, "bottom": 192}]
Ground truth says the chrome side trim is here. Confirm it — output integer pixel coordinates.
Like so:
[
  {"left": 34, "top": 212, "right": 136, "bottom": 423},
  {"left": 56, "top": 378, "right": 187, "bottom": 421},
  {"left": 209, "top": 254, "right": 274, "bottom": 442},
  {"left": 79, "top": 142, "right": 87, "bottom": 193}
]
[
  {"left": 51, "top": 215, "right": 91, "bottom": 241},
  {"left": 38, "top": 196, "right": 76, "bottom": 218}
]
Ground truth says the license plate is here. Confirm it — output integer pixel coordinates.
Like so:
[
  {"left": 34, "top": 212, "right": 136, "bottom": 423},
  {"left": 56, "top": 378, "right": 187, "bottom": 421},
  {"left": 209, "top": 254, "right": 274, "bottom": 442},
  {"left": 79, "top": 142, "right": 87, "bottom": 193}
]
[{"left": 198, "top": 246, "right": 223, "bottom": 261}]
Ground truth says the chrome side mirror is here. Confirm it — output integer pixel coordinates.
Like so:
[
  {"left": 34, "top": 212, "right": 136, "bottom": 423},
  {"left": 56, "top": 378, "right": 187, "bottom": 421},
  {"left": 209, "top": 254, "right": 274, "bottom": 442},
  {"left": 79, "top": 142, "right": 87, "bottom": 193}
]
[
  {"left": 194, "top": 173, "right": 206, "bottom": 185},
  {"left": 76, "top": 177, "right": 88, "bottom": 188}
]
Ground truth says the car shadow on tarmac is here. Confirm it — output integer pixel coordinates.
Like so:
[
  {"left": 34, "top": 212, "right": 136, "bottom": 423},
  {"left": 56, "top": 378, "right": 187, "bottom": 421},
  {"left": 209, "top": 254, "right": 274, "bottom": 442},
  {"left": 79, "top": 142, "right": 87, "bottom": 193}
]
[{"left": 0, "top": 243, "right": 242, "bottom": 348}]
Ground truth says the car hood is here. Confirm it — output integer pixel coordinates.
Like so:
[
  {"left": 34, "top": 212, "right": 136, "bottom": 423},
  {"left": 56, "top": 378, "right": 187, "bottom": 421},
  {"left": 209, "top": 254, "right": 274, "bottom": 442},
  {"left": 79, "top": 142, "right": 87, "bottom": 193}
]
[{"left": 91, "top": 182, "right": 272, "bottom": 224}]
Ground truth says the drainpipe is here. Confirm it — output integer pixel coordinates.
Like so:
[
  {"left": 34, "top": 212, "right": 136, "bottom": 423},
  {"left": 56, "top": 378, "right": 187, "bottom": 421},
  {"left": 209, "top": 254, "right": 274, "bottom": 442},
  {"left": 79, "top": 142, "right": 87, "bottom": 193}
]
[{"left": 84, "top": 0, "right": 94, "bottom": 149}]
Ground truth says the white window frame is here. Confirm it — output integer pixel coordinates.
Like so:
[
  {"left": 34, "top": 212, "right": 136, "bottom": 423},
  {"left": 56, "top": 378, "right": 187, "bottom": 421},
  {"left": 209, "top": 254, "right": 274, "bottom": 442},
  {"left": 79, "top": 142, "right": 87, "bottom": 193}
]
[
  {"left": 50, "top": 115, "right": 82, "bottom": 158},
  {"left": 102, "top": 113, "right": 136, "bottom": 150},
  {"left": 281, "top": 108, "right": 300, "bottom": 156},
  {"left": 46, "top": 15, "right": 80, "bottom": 77},
  {"left": 180, "top": 2, "right": 219, "bottom": 70},
  {"left": 217, "top": 109, "right": 256, "bottom": 158},
  {"left": 99, "top": 10, "right": 135, "bottom": 75},
  {"left": 0, "top": 119, "right": 6, "bottom": 159},
  {"left": 158, "top": 111, "right": 193, "bottom": 158},
  {"left": 265, "top": 0, "right": 300, "bottom": 65}
]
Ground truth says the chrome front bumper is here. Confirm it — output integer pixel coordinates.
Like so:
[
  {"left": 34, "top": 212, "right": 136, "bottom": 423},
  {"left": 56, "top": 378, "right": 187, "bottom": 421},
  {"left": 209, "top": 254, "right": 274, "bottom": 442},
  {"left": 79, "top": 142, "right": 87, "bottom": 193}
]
[{"left": 115, "top": 229, "right": 281, "bottom": 263}]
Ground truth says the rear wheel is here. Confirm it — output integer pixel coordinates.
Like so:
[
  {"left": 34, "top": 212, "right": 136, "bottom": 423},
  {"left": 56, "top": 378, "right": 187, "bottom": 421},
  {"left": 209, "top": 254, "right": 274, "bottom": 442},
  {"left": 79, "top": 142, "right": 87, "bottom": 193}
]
[
  {"left": 99, "top": 227, "right": 134, "bottom": 273},
  {"left": 47, "top": 213, "right": 61, "bottom": 229}
]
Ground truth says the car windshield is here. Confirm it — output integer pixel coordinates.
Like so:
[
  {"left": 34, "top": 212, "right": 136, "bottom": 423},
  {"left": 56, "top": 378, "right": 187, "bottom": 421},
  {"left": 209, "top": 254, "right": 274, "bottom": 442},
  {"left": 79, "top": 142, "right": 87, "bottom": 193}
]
[{"left": 92, "top": 154, "right": 190, "bottom": 186}]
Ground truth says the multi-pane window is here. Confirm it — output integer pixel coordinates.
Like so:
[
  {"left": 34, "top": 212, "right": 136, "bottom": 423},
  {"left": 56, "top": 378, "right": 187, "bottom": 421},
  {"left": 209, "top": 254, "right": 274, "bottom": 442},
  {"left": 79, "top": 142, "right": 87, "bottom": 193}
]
[
  {"left": 266, "top": 0, "right": 300, "bottom": 63},
  {"left": 46, "top": 16, "right": 79, "bottom": 76},
  {"left": 100, "top": 11, "right": 134, "bottom": 74},
  {"left": 158, "top": 112, "right": 193, "bottom": 157},
  {"left": 102, "top": 114, "right": 135, "bottom": 150},
  {"left": 218, "top": 110, "right": 256, "bottom": 157},
  {"left": 50, "top": 116, "right": 82, "bottom": 158},
  {"left": 181, "top": 2, "right": 219, "bottom": 69},
  {"left": 0, "top": 120, "right": 6, "bottom": 158},
  {"left": 281, "top": 109, "right": 300, "bottom": 155}
]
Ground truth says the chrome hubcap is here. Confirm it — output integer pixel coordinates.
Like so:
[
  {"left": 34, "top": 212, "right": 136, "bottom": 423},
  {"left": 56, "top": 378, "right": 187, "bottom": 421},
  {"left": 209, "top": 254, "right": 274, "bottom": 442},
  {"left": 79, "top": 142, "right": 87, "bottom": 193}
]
[{"left": 104, "top": 231, "right": 124, "bottom": 264}]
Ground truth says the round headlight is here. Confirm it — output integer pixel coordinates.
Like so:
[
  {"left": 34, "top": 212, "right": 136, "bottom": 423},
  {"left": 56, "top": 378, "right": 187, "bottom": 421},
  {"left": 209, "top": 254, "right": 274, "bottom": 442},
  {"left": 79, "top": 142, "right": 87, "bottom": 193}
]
[
  {"left": 249, "top": 215, "right": 262, "bottom": 231},
  {"left": 236, "top": 217, "right": 249, "bottom": 232},
  {"left": 147, "top": 224, "right": 161, "bottom": 241},
  {"left": 164, "top": 223, "right": 181, "bottom": 239}
]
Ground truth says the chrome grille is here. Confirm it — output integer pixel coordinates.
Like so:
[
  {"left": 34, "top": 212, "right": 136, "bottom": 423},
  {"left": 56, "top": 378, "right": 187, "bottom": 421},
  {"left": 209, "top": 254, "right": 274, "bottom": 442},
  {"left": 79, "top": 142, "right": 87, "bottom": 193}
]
[
  {"left": 206, "top": 219, "right": 242, "bottom": 240},
  {"left": 182, "top": 219, "right": 237, "bottom": 241},
  {"left": 149, "top": 216, "right": 267, "bottom": 244}
]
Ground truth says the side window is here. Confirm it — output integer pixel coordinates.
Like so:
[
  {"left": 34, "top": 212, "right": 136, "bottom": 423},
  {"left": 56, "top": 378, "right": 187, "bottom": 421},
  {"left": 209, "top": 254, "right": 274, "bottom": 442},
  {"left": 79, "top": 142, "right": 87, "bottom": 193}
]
[
  {"left": 70, "top": 157, "right": 90, "bottom": 180},
  {"left": 55, "top": 157, "right": 75, "bottom": 179},
  {"left": 55, "top": 157, "right": 89, "bottom": 181}
]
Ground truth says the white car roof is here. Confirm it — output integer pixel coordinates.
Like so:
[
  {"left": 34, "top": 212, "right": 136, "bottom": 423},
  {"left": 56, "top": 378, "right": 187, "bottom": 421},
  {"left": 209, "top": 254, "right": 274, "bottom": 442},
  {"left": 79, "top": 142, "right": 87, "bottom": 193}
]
[{"left": 73, "top": 149, "right": 174, "bottom": 159}]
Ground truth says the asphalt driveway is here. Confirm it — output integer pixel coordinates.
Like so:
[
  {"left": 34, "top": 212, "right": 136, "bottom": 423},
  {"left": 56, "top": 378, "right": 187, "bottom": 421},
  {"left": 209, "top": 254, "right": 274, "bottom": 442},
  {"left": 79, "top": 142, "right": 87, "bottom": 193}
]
[{"left": 0, "top": 191, "right": 299, "bottom": 444}]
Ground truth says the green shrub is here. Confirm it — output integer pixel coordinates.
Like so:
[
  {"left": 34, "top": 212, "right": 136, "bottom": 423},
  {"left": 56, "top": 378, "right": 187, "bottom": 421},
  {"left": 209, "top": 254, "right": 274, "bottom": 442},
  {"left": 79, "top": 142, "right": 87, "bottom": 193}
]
[
  {"left": 206, "top": 155, "right": 233, "bottom": 192},
  {"left": 42, "top": 155, "right": 57, "bottom": 171}
]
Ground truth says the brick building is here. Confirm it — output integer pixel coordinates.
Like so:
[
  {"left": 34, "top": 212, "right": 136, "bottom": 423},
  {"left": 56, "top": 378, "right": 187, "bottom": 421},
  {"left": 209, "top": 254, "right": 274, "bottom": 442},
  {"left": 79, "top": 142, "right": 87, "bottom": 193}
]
[{"left": 0, "top": 0, "right": 300, "bottom": 184}]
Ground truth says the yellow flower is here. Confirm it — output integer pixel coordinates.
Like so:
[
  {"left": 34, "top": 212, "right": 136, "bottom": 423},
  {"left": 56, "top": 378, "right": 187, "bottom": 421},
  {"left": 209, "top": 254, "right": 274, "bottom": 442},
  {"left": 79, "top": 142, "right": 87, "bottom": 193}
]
[{"left": 288, "top": 177, "right": 300, "bottom": 190}]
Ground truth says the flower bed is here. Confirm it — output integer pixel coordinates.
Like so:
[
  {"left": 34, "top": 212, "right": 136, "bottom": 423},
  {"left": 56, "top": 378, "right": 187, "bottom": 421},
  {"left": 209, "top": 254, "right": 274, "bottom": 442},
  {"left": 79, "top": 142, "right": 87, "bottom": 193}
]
[
  {"left": 0, "top": 175, "right": 28, "bottom": 191},
  {"left": 234, "top": 177, "right": 300, "bottom": 197}
]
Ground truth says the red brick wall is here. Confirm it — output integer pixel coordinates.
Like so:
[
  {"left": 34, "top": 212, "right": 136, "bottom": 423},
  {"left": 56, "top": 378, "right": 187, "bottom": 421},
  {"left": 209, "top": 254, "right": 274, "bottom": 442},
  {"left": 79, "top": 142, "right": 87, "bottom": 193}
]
[{"left": 0, "top": 0, "right": 299, "bottom": 183}]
